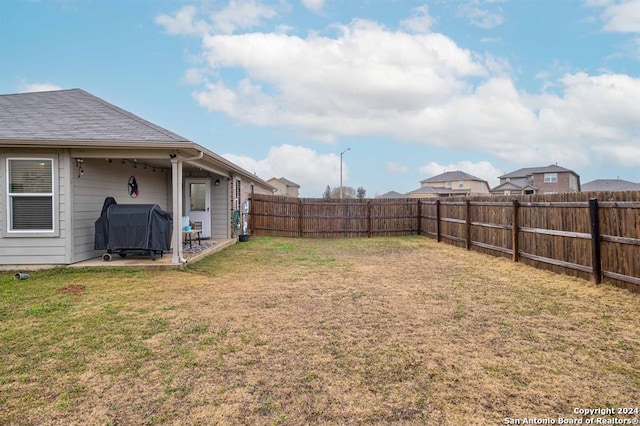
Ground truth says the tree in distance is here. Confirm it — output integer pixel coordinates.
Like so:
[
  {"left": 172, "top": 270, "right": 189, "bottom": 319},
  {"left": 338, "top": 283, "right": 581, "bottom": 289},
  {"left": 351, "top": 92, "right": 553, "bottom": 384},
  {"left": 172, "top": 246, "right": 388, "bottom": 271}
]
[
  {"left": 322, "top": 185, "right": 332, "bottom": 200},
  {"left": 329, "top": 186, "right": 357, "bottom": 199}
]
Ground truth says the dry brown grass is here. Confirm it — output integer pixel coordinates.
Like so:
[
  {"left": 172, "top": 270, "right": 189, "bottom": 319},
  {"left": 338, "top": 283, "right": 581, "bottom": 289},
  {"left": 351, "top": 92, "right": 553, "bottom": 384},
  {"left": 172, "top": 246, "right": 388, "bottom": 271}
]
[{"left": 0, "top": 236, "right": 638, "bottom": 425}]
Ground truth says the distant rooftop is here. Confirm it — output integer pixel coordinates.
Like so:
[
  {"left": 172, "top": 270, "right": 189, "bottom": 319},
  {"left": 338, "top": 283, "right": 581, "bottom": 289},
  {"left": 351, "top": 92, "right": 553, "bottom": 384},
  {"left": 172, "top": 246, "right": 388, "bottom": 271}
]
[
  {"left": 499, "top": 165, "right": 575, "bottom": 179},
  {"left": 407, "top": 186, "right": 470, "bottom": 195},
  {"left": 268, "top": 177, "right": 300, "bottom": 188},
  {"left": 421, "top": 170, "right": 486, "bottom": 184},
  {"left": 582, "top": 179, "right": 640, "bottom": 192},
  {"left": 377, "top": 191, "right": 407, "bottom": 198}
]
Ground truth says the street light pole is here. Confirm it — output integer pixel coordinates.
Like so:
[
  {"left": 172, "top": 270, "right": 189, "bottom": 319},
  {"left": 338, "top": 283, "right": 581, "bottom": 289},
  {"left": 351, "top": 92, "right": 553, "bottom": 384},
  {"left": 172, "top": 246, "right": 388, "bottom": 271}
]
[{"left": 340, "top": 147, "right": 351, "bottom": 199}]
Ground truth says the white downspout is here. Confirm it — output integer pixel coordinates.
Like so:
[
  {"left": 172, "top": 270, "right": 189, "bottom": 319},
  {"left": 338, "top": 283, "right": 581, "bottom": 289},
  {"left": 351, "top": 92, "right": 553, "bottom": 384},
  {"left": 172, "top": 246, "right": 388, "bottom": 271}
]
[{"left": 171, "top": 151, "right": 204, "bottom": 264}]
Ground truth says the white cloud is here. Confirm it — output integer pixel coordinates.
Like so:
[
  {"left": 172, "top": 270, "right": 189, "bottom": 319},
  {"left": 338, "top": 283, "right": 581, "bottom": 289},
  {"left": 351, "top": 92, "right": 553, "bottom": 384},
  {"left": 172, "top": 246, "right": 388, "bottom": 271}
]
[
  {"left": 457, "top": 1, "right": 505, "bottom": 29},
  {"left": 183, "top": 68, "right": 209, "bottom": 85},
  {"left": 301, "top": 0, "right": 325, "bottom": 13},
  {"left": 161, "top": 5, "right": 640, "bottom": 173},
  {"left": 211, "top": 0, "right": 278, "bottom": 34},
  {"left": 600, "top": 0, "right": 640, "bottom": 33},
  {"left": 419, "top": 160, "right": 503, "bottom": 188},
  {"left": 192, "top": 18, "right": 487, "bottom": 144},
  {"left": 223, "top": 144, "right": 344, "bottom": 196},
  {"left": 18, "top": 81, "right": 62, "bottom": 93},
  {"left": 155, "top": 5, "right": 206, "bottom": 35},
  {"left": 156, "top": 1, "right": 278, "bottom": 36},
  {"left": 386, "top": 162, "right": 410, "bottom": 174},
  {"left": 591, "top": 144, "right": 640, "bottom": 166},
  {"left": 400, "top": 5, "right": 435, "bottom": 34},
  {"left": 587, "top": 0, "right": 640, "bottom": 59}
]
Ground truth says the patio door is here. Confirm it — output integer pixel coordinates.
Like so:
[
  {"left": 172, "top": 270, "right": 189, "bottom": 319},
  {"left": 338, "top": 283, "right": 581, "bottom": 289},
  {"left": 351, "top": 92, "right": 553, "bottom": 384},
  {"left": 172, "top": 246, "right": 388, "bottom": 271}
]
[{"left": 185, "top": 178, "right": 211, "bottom": 238}]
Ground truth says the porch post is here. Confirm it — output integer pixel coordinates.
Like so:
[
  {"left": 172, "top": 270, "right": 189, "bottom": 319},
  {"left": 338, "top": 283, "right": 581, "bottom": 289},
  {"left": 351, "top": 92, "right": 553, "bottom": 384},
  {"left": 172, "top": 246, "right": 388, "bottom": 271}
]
[{"left": 171, "top": 157, "right": 182, "bottom": 264}]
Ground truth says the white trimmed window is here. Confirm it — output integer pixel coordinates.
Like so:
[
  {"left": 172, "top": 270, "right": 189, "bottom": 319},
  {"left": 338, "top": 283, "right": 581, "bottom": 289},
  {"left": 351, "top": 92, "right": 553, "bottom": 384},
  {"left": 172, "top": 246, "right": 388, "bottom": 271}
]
[
  {"left": 7, "top": 158, "right": 54, "bottom": 232},
  {"left": 544, "top": 173, "right": 558, "bottom": 183}
]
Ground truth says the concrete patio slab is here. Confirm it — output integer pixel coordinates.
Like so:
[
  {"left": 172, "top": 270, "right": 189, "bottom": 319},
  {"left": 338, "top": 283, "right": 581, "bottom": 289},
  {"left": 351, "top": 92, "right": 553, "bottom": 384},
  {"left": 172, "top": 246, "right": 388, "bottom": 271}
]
[{"left": 67, "top": 238, "right": 236, "bottom": 270}]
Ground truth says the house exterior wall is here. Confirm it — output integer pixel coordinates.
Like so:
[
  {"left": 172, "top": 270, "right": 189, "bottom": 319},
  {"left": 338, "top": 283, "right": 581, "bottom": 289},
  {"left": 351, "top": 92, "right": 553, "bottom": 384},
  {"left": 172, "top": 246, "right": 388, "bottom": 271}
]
[
  {"left": 284, "top": 185, "right": 299, "bottom": 197},
  {"left": 71, "top": 158, "right": 171, "bottom": 263},
  {"left": 0, "top": 148, "right": 68, "bottom": 267},
  {"left": 211, "top": 177, "right": 230, "bottom": 239},
  {"left": 407, "top": 192, "right": 439, "bottom": 199},
  {"left": 423, "top": 179, "right": 488, "bottom": 193},
  {"left": 183, "top": 172, "right": 230, "bottom": 239},
  {"left": 253, "top": 183, "right": 272, "bottom": 196},
  {"left": 269, "top": 180, "right": 287, "bottom": 195},
  {"left": 268, "top": 179, "right": 298, "bottom": 197},
  {"left": 231, "top": 175, "right": 272, "bottom": 237},
  {"left": 532, "top": 172, "right": 580, "bottom": 194},
  {"left": 468, "top": 180, "right": 490, "bottom": 194},
  {"left": 1, "top": 146, "right": 273, "bottom": 266},
  {"left": 422, "top": 181, "right": 445, "bottom": 189}
]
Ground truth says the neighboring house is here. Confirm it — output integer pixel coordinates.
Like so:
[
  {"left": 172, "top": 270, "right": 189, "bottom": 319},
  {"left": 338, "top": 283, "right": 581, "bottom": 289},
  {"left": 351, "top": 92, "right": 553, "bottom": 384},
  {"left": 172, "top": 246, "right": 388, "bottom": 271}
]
[
  {"left": 491, "top": 165, "right": 580, "bottom": 195},
  {"left": 581, "top": 179, "right": 640, "bottom": 192},
  {"left": 0, "top": 88, "right": 274, "bottom": 268},
  {"left": 406, "top": 185, "right": 449, "bottom": 199},
  {"left": 377, "top": 191, "right": 407, "bottom": 199},
  {"left": 267, "top": 177, "right": 300, "bottom": 197},
  {"left": 407, "top": 171, "right": 490, "bottom": 198}
]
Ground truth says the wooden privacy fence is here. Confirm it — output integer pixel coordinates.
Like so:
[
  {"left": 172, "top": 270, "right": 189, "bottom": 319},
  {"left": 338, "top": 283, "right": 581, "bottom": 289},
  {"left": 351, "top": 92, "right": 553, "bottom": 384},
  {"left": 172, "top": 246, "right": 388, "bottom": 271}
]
[
  {"left": 250, "top": 195, "right": 419, "bottom": 238},
  {"left": 250, "top": 192, "right": 640, "bottom": 293}
]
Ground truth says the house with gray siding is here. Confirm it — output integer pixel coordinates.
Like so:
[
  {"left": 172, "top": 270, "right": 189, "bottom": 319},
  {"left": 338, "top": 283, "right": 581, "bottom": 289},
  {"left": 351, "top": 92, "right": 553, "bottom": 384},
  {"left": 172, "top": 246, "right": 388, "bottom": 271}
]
[
  {"left": 490, "top": 165, "right": 580, "bottom": 195},
  {"left": 0, "top": 88, "right": 273, "bottom": 269}
]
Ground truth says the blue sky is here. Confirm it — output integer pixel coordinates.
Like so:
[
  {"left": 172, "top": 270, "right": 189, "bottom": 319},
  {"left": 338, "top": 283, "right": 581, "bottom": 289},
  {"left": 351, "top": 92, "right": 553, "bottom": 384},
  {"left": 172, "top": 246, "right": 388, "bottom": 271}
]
[{"left": 1, "top": 0, "right": 639, "bottom": 197}]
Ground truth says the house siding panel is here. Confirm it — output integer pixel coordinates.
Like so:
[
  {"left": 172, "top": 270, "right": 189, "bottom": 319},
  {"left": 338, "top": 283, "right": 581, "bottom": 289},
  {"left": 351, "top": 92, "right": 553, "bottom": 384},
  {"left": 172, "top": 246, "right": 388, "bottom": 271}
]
[
  {"left": 211, "top": 178, "right": 229, "bottom": 239},
  {"left": 71, "top": 158, "right": 170, "bottom": 263},
  {"left": 0, "top": 149, "right": 67, "bottom": 267},
  {"left": 533, "top": 172, "right": 579, "bottom": 194},
  {"left": 468, "top": 180, "right": 490, "bottom": 194}
]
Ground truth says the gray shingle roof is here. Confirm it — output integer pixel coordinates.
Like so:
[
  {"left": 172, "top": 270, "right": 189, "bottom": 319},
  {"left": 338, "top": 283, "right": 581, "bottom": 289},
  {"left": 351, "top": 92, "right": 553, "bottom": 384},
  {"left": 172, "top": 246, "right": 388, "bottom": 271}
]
[
  {"left": 377, "top": 191, "right": 407, "bottom": 198},
  {"left": 582, "top": 179, "right": 640, "bottom": 192},
  {"left": 271, "top": 177, "right": 300, "bottom": 188},
  {"left": 421, "top": 170, "right": 485, "bottom": 184},
  {"left": 0, "top": 88, "right": 190, "bottom": 143},
  {"left": 407, "top": 185, "right": 470, "bottom": 195},
  {"left": 499, "top": 165, "right": 575, "bottom": 179},
  {"left": 490, "top": 181, "right": 536, "bottom": 192}
]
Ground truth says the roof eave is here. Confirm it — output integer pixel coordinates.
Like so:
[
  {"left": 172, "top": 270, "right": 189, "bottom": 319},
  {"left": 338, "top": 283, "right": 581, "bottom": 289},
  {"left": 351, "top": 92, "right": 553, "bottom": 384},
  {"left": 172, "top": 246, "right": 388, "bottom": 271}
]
[{"left": 0, "top": 138, "right": 193, "bottom": 150}]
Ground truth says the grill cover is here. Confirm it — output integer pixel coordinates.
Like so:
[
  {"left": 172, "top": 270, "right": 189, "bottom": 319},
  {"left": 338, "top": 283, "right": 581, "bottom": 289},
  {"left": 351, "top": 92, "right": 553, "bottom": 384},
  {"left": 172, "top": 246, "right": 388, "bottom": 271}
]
[{"left": 95, "top": 200, "right": 172, "bottom": 252}]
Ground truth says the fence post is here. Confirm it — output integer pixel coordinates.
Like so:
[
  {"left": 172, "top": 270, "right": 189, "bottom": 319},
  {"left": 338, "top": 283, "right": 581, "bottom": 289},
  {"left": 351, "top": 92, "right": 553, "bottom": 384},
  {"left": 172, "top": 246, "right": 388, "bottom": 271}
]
[
  {"left": 512, "top": 199, "right": 519, "bottom": 262},
  {"left": 367, "top": 200, "right": 372, "bottom": 238},
  {"left": 436, "top": 200, "right": 442, "bottom": 242},
  {"left": 465, "top": 200, "right": 472, "bottom": 250},
  {"left": 298, "top": 198, "right": 303, "bottom": 237},
  {"left": 344, "top": 201, "right": 349, "bottom": 238},
  {"left": 589, "top": 198, "right": 602, "bottom": 284},
  {"left": 416, "top": 199, "right": 422, "bottom": 236},
  {"left": 436, "top": 200, "right": 441, "bottom": 242},
  {"left": 248, "top": 196, "right": 254, "bottom": 235}
]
